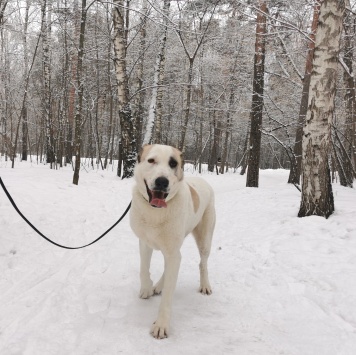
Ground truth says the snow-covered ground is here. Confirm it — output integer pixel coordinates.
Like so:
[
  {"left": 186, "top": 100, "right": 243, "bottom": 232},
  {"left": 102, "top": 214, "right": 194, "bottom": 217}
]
[{"left": 0, "top": 158, "right": 355, "bottom": 355}]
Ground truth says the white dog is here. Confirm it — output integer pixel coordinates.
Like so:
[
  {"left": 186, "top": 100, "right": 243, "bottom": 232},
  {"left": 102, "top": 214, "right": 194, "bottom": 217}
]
[{"left": 130, "top": 144, "right": 216, "bottom": 339}]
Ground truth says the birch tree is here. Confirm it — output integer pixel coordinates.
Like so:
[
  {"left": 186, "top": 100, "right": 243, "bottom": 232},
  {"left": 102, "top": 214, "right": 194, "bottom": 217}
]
[
  {"left": 41, "top": 0, "right": 55, "bottom": 166},
  {"left": 142, "top": 0, "right": 170, "bottom": 146},
  {"left": 288, "top": 1, "right": 321, "bottom": 185},
  {"left": 132, "top": 0, "right": 149, "bottom": 151},
  {"left": 113, "top": 0, "right": 137, "bottom": 178},
  {"left": 298, "top": 0, "right": 345, "bottom": 219}
]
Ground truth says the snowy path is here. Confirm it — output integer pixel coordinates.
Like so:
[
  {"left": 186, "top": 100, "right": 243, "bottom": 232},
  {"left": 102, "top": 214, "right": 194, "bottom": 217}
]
[{"left": 1, "top": 161, "right": 356, "bottom": 354}]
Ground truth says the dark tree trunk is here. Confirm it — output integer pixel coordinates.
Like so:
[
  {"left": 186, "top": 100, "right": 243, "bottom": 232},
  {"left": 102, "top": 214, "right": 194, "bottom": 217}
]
[
  {"left": 179, "top": 58, "right": 194, "bottom": 152},
  {"left": 66, "top": 1, "right": 80, "bottom": 164},
  {"left": 246, "top": 1, "right": 267, "bottom": 187},
  {"left": 208, "top": 113, "right": 221, "bottom": 173},
  {"left": 72, "top": 0, "right": 87, "bottom": 185},
  {"left": 340, "top": 1, "right": 355, "bottom": 187},
  {"left": 220, "top": 89, "right": 234, "bottom": 174},
  {"left": 21, "top": 1, "right": 29, "bottom": 161}
]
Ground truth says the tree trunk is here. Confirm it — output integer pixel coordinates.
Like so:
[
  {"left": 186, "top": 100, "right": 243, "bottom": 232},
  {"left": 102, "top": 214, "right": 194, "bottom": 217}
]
[
  {"left": 0, "top": 23, "right": 8, "bottom": 159},
  {"left": 0, "top": 1, "right": 8, "bottom": 27},
  {"left": 220, "top": 89, "right": 234, "bottom": 174},
  {"left": 179, "top": 58, "right": 194, "bottom": 152},
  {"left": 67, "top": 0, "right": 80, "bottom": 164},
  {"left": 72, "top": 0, "right": 87, "bottom": 185},
  {"left": 104, "top": 76, "right": 114, "bottom": 169},
  {"left": 208, "top": 113, "right": 221, "bottom": 173},
  {"left": 104, "top": 8, "right": 114, "bottom": 169},
  {"left": 58, "top": 0, "right": 69, "bottom": 167},
  {"left": 21, "top": 0, "right": 30, "bottom": 161},
  {"left": 340, "top": 0, "right": 355, "bottom": 187},
  {"left": 246, "top": 1, "right": 267, "bottom": 187},
  {"left": 298, "top": 0, "right": 344, "bottom": 219},
  {"left": 143, "top": 0, "right": 170, "bottom": 146},
  {"left": 332, "top": 137, "right": 348, "bottom": 186},
  {"left": 93, "top": 16, "right": 103, "bottom": 170},
  {"left": 240, "top": 125, "right": 250, "bottom": 175},
  {"left": 288, "top": 0, "right": 321, "bottom": 185},
  {"left": 113, "top": 0, "right": 137, "bottom": 179},
  {"left": 41, "top": 0, "right": 55, "bottom": 166},
  {"left": 132, "top": 0, "right": 148, "bottom": 151}
]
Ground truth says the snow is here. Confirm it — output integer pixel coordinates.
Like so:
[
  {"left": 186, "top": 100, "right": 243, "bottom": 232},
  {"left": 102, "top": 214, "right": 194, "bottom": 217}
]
[{"left": 1, "top": 159, "right": 356, "bottom": 355}]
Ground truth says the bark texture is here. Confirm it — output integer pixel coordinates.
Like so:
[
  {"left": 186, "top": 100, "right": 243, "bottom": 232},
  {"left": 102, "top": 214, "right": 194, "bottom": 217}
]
[
  {"left": 72, "top": 0, "right": 87, "bottom": 185},
  {"left": 288, "top": 1, "right": 320, "bottom": 185},
  {"left": 113, "top": 0, "right": 137, "bottom": 178},
  {"left": 21, "top": 1, "right": 29, "bottom": 161},
  {"left": 42, "top": 0, "right": 55, "bottom": 166},
  {"left": 340, "top": 0, "right": 355, "bottom": 187},
  {"left": 246, "top": 1, "right": 267, "bottom": 187},
  {"left": 143, "top": 0, "right": 170, "bottom": 146},
  {"left": 298, "top": 0, "right": 345, "bottom": 218},
  {"left": 132, "top": 0, "right": 148, "bottom": 151}
]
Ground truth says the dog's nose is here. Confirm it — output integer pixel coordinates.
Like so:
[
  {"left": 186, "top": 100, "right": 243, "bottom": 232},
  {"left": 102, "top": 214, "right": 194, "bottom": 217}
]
[{"left": 155, "top": 177, "right": 169, "bottom": 190}]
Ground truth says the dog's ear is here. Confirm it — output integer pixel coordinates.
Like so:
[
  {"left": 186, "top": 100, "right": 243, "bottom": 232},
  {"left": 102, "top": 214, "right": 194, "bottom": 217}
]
[
  {"left": 179, "top": 152, "right": 184, "bottom": 167},
  {"left": 137, "top": 148, "right": 143, "bottom": 163},
  {"left": 172, "top": 147, "right": 184, "bottom": 167},
  {"left": 138, "top": 144, "right": 152, "bottom": 163}
]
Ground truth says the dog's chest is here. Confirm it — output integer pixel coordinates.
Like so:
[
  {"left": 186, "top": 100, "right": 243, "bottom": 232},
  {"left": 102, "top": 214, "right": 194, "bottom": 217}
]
[
  {"left": 131, "top": 206, "right": 184, "bottom": 251},
  {"left": 136, "top": 222, "right": 174, "bottom": 250}
]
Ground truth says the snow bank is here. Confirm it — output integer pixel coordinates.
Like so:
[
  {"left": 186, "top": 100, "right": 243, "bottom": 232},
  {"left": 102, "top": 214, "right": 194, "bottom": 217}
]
[{"left": 1, "top": 159, "right": 355, "bottom": 354}]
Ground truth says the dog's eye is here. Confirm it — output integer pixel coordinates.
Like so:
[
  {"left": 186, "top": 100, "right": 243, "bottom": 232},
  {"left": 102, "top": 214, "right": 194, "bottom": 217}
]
[
  {"left": 169, "top": 158, "right": 178, "bottom": 168},
  {"left": 148, "top": 158, "right": 155, "bottom": 164}
]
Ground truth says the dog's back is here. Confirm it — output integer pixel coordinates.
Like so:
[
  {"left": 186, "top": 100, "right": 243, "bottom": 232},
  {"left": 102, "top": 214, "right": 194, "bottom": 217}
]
[{"left": 183, "top": 177, "right": 215, "bottom": 236}]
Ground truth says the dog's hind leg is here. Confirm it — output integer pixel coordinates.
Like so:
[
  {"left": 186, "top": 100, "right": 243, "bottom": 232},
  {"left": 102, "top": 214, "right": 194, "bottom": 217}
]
[
  {"left": 139, "top": 240, "right": 154, "bottom": 299},
  {"left": 193, "top": 203, "right": 215, "bottom": 295}
]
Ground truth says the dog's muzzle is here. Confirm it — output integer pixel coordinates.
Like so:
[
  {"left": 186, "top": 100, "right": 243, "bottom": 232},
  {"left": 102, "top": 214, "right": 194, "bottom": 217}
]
[{"left": 145, "top": 178, "right": 169, "bottom": 208}]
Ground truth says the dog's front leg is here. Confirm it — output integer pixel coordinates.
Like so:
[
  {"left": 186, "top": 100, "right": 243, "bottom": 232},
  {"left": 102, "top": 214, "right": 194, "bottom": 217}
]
[
  {"left": 151, "top": 251, "right": 181, "bottom": 339},
  {"left": 139, "top": 240, "right": 154, "bottom": 299}
]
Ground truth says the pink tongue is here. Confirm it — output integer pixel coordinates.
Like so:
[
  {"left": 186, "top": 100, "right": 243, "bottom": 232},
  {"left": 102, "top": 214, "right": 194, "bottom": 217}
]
[
  {"left": 150, "top": 198, "right": 167, "bottom": 208},
  {"left": 150, "top": 191, "right": 167, "bottom": 208}
]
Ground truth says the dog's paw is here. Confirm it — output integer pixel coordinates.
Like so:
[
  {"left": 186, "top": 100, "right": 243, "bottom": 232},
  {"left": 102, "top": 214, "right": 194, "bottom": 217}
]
[
  {"left": 139, "top": 287, "right": 154, "bottom": 299},
  {"left": 199, "top": 284, "right": 212, "bottom": 295},
  {"left": 151, "top": 321, "right": 169, "bottom": 339},
  {"left": 153, "top": 279, "right": 164, "bottom": 295}
]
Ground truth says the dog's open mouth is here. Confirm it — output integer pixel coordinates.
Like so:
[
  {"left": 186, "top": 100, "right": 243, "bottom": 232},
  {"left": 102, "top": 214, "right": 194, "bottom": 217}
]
[{"left": 145, "top": 180, "right": 168, "bottom": 208}]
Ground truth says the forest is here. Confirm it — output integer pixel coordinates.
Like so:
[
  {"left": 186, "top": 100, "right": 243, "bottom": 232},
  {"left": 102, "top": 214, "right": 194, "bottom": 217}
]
[
  {"left": 1, "top": 1, "right": 356, "bottom": 351},
  {"left": 0, "top": 0, "right": 355, "bottom": 210}
]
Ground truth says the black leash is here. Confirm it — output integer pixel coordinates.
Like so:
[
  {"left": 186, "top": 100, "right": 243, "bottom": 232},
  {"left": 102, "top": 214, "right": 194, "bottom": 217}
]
[{"left": 0, "top": 177, "right": 131, "bottom": 250}]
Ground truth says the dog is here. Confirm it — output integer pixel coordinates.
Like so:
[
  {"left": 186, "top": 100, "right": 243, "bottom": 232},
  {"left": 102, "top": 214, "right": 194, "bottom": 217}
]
[{"left": 130, "top": 144, "right": 216, "bottom": 339}]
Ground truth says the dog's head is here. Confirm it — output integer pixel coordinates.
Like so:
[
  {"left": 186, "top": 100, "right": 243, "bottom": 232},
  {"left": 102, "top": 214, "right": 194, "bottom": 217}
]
[{"left": 134, "top": 144, "right": 184, "bottom": 208}]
